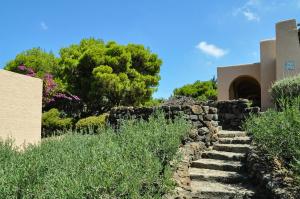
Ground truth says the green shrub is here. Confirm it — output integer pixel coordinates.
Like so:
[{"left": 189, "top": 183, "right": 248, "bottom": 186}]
[
  {"left": 244, "top": 101, "right": 300, "bottom": 173},
  {"left": 75, "top": 114, "right": 108, "bottom": 133},
  {"left": 143, "top": 98, "right": 165, "bottom": 107},
  {"left": 0, "top": 112, "right": 190, "bottom": 198},
  {"left": 173, "top": 79, "right": 217, "bottom": 101},
  {"left": 42, "top": 108, "right": 73, "bottom": 136},
  {"left": 271, "top": 74, "right": 300, "bottom": 106}
]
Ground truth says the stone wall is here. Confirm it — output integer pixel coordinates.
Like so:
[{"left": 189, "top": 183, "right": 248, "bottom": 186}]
[
  {"left": 207, "top": 99, "right": 260, "bottom": 130},
  {"left": 108, "top": 104, "right": 219, "bottom": 146},
  {"left": 108, "top": 104, "right": 220, "bottom": 197},
  {"left": 246, "top": 147, "right": 300, "bottom": 199}
]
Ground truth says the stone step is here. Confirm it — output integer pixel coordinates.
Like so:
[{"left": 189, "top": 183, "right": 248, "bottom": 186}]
[
  {"left": 202, "top": 150, "right": 246, "bottom": 161},
  {"left": 218, "top": 137, "right": 251, "bottom": 144},
  {"left": 218, "top": 131, "right": 247, "bottom": 138},
  {"left": 191, "top": 158, "right": 244, "bottom": 172},
  {"left": 189, "top": 168, "right": 247, "bottom": 184},
  {"left": 213, "top": 144, "right": 251, "bottom": 153},
  {"left": 191, "top": 180, "right": 255, "bottom": 199}
]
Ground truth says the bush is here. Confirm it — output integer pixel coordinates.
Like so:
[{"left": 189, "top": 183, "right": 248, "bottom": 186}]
[
  {"left": 75, "top": 114, "right": 108, "bottom": 133},
  {"left": 42, "top": 108, "right": 73, "bottom": 136},
  {"left": 271, "top": 74, "right": 300, "bottom": 106},
  {"left": 244, "top": 101, "right": 300, "bottom": 181},
  {"left": 143, "top": 98, "right": 165, "bottom": 107},
  {"left": 173, "top": 79, "right": 217, "bottom": 101},
  {"left": 0, "top": 112, "right": 190, "bottom": 198}
]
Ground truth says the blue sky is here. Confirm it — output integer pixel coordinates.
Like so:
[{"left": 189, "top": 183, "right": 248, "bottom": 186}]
[{"left": 1, "top": 0, "right": 300, "bottom": 98}]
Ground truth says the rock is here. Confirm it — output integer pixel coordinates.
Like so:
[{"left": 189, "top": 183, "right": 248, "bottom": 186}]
[
  {"left": 198, "top": 127, "right": 209, "bottom": 135},
  {"left": 209, "top": 107, "right": 218, "bottom": 114},
  {"left": 188, "top": 129, "right": 198, "bottom": 139},
  {"left": 189, "top": 115, "right": 198, "bottom": 121},
  {"left": 191, "top": 105, "right": 203, "bottom": 115},
  {"left": 170, "top": 105, "right": 181, "bottom": 111},
  {"left": 192, "top": 121, "right": 203, "bottom": 128},
  {"left": 198, "top": 115, "right": 203, "bottom": 121},
  {"left": 204, "top": 114, "right": 214, "bottom": 121},
  {"left": 202, "top": 106, "right": 209, "bottom": 114},
  {"left": 210, "top": 121, "right": 219, "bottom": 127}
]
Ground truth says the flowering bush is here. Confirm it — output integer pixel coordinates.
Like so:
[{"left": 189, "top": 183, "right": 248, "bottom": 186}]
[{"left": 16, "top": 65, "right": 80, "bottom": 109}]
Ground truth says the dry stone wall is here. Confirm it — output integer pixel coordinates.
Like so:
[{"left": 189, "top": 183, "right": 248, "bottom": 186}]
[
  {"left": 207, "top": 99, "right": 260, "bottom": 130},
  {"left": 108, "top": 104, "right": 220, "bottom": 196},
  {"left": 108, "top": 104, "right": 219, "bottom": 146}
]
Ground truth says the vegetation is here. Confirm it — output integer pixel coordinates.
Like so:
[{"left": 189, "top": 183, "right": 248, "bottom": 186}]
[
  {"left": 5, "top": 38, "right": 162, "bottom": 116},
  {"left": 245, "top": 74, "right": 300, "bottom": 184},
  {"left": 0, "top": 113, "right": 190, "bottom": 198},
  {"left": 244, "top": 100, "right": 300, "bottom": 182},
  {"left": 42, "top": 108, "right": 73, "bottom": 136},
  {"left": 59, "top": 38, "right": 162, "bottom": 113},
  {"left": 75, "top": 114, "right": 108, "bottom": 133},
  {"left": 4, "top": 48, "right": 59, "bottom": 78},
  {"left": 271, "top": 74, "right": 300, "bottom": 107},
  {"left": 173, "top": 78, "right": 217, "bottom": 101},
  {"left": 143, "top": 98, "right": 165, "bottom": 107}
]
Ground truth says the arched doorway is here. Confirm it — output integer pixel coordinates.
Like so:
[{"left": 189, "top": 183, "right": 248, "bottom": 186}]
[{"left": 229, "top": 76, "right": 261, "bottom": 107}]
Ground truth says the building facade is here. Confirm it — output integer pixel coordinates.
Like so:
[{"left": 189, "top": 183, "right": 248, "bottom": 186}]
[
  {"left": 218, "top": 19, "right": 300, "bottom": 111},
  {"left": 0, "top": 70, "right": 42, "bottom": 147}
]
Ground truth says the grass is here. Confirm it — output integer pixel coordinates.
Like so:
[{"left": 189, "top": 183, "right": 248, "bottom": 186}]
[{"left": 0, "top": 112, "right": 191, "bottom": 198}]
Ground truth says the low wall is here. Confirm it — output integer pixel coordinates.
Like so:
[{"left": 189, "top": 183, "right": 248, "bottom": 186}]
[
  {"left": 108, "top": 104, "right": 219, "bottom": 146},
  {"left": 247, "top": 147, "right": 300, "bottom": 199},
  {"left": 207, "top": 99, "right": 260, "bottom": 130},
  {"left": 108, "top": 104, "right": 220, "bottom": 196}
]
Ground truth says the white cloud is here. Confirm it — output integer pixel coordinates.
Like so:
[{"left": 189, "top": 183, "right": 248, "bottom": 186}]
[
  {"left": 40, "top": 21, "right": 48, "bottom": 30},
  {"left": 245, "top": 0, "right": 261, "bottom": 7},
  {"left": 196, "top": 41, "right": 228, "bottom": 58},
  {"left": 243, "top": 10, "right": 260, "bottom": 21},
  {"left": 233, "top": 0, "right": 260, "bottom": 22}
]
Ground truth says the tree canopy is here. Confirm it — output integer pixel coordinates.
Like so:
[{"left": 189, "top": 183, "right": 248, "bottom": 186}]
[
  {"left": 4, "top": 48, "right": 59, "bottom": 78},
  {"left": 173, "top": 78, "right": 217, "bottom": 101},
  {"left": 5, "top": 38, "right": 163, "bottom": 113}
]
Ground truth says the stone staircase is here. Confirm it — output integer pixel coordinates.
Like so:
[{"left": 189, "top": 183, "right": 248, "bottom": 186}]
[{"left": 189, "top": 130, "right": 259, "bottom": 199}]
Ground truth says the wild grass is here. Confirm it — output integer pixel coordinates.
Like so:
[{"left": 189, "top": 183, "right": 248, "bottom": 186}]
[{"left": 0, "top": 112, "right": 191, "bottom": 198}]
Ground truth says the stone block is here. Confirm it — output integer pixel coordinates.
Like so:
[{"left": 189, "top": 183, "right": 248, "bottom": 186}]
[
  {"left": 202, "top": 106, "right": 209, "bottom": 114},
  {"left": 208, "top": 107, "right": 218, "bottom": 114},
  {"left": 198, "top": 115, "right": 204, "bottom": 121},
  {"left": 204, "top": 114, "right": 214, "bottom": 121},
  {"left": 198, "top": 127, "right": 209, "bottom": 135},
  {"left": 191, "top": 105, "right": 203, "bottom": 114},
  {"left": 189, "top": 115, "right": 198, "bottom": 121}
]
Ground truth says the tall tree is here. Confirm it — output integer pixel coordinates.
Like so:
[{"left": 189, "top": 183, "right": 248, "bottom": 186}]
[{"left": 59, "top": 38, "right": 162, "bottom": 112}]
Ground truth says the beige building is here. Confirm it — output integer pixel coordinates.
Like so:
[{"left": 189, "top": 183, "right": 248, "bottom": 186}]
[
  {"left": 0, "top": 70, "right": 42, "bottom": 147},
  {"left": 218, "top": 19, "right": 300, "bottom": 111}
]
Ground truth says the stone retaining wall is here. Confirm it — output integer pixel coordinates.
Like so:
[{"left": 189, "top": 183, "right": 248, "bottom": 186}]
[
  {"left": 246, "top": 147, "right": 300, "bottom": 199},
  {"left": 207, "top": 99, "right": 260, "bottom": 130},
  {"left": 108, "top": 104, "right": 220, "bottom": 146},
  {"left": 108, "top": 104, "right": 220, "bottom": 197}
]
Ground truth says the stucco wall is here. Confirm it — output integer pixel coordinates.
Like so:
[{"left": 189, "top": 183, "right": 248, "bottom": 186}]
[
  {"left": 217, "top": 63, "right": 261, "bottom": 101},
  {"left": 0, "top": 70, "right": 42, "bottom": 147},
  {"left": 260, "top": 39, "right": 276, "bottom": 111},
  {"left": 276, "top": 19, "right": 300, "bottom": 80}
]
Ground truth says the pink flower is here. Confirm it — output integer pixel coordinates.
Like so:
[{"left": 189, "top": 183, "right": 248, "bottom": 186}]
[{"left": 18, "top": 65, "right": 26, "bottom": 71}]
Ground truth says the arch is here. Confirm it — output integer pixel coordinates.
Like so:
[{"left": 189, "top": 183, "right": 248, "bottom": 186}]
[{"left": 229, "top": 75, "right": 261, "bottom": 107}]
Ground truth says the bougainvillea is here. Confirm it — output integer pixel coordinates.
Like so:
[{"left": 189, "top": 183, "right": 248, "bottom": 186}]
[{"left": 17, "top": 65, "right": 80, "bottom": 108}]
